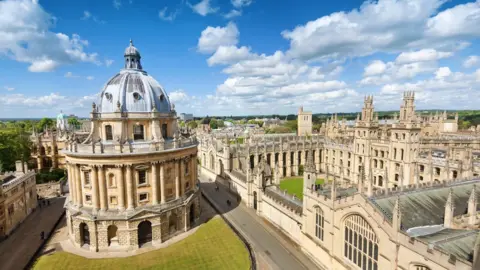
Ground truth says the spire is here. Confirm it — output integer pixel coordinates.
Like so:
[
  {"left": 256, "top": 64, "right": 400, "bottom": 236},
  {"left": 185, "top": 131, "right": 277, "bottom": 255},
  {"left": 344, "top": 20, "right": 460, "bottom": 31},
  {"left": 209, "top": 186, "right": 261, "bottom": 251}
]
[
  {"left": 124, "top": 39, "right": 142, "bottom": 70},
  {"left": 392, "top": 196, "right": 402, "bottom": 231},
  {"left": 444, "top": 188, "right": 455, "bottom": 228},
  {"left": 367, "top": 163, "right": 373, "bottom": 197},
  {"left": 305, "top": 150, "right": 315, "bottom": 173},
  {"left": 331, "top": 174, "right": 337, "bottom": 201},
  {"left": 358, "top": 164, "right": 365, "bottom": 192},
  {"left": 384, "top": 167, "right": 389, "bottom": 194}
]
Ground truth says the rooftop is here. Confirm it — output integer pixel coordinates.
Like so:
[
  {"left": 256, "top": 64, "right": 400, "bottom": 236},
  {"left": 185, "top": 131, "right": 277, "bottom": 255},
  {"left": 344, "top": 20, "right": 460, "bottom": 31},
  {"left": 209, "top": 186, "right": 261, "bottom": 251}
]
[{"left": 417, "top": 228, "right": 478, "bottom": 262}]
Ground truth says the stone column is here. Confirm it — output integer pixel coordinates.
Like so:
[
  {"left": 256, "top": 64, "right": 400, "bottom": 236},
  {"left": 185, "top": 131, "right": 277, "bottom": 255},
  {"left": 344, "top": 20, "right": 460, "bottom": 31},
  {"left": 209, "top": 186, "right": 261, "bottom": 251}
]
[
  {"left": 67, "top": 163, "right": 76, "bottom": 204},
  {"left": 37, "top": 157, "right": 43, "bottom": 170},
  {"left": 175, "top": 160, "right": 180, "bottom": 199},
  {"left": 152, "top": 162, "right": 159, "bottom": 205},
  {"left": 98, "top": 165, "right": 107, "bottom": 211},
  {"left": 117, "top": 166, "right": 125, "bottom": 211},
  {"left": 92, "top": 166, "right": 100, "bottom": 212},
  {"left": 184, "top": 207, "right": 188, "bottom": 231},
  {"left": 160, "top": 163, "right": 166, "bottom": 203},
  {"left": 126, "top": 165, "right": 134, "bottom": 210},
  {"left": 180, "top": 160, "right": 185, "bottom": 195},
  {"left": 279, "top": 152, "right": 284, "bottom": 177},
  {"left": 75, "top": 164, "right": 83, "bottom": 207},
  {"left": 190, "top": 157, "right": 195, "bottom": 187}
]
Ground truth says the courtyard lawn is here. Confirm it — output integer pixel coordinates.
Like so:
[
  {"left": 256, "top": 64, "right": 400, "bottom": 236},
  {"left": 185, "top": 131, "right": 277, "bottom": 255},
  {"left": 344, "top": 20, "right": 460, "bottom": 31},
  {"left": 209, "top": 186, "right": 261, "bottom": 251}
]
[
  {"left": 279, "top": 177, "right": 324, "bottom": 200},
  {"left": 33, "top": 217, "right": 250, "bottom": 270}
]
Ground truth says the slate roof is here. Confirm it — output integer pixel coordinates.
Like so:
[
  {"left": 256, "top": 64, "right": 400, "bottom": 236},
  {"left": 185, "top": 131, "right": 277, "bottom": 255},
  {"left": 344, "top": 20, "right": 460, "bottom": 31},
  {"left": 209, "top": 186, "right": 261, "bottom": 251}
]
[
  {"left": 230, "top": 170, "right": 247, "bottom": 182},
  {"left": 372, "top": 180, "right": 480, "bottom": 230},
  {"left": 417, "top": 229, "right": 478, "bottom": 262},
  {"left": 316, "top": 185, "right": 358, "bottom": 199}
]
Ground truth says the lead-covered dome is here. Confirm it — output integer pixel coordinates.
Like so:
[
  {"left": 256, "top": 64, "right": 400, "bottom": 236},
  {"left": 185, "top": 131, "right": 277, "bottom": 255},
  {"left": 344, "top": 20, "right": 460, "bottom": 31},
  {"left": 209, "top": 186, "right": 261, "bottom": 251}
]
[{"left": 98, "top": 40, "right": 172, "bottom": 114}]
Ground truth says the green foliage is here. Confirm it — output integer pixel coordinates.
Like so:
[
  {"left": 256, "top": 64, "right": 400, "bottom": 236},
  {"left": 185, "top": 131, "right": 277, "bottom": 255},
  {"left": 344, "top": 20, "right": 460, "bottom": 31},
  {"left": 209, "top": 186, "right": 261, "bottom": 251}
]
[
  {"left": 298, "top": 165, "right": 304, "bottom": 176},
  {"left": 187, "top": 121, "right": 198, "bottom": 129},
  {"left": 265, "top": 126, "right": 292, "bottom": 134},
  {"left": 0, "top": 129, "right": 32, "bottom": 172},
  {"left": 229, "top": 137, "right": 245, "bottom": 144},
  {"left": 209, "top": 118, "right": 225, "bottom": 130},
  {"left": 178, "top": 121, "right": 185, "bottom": 127},
  {"left": 36, "top": 168, "right": 66, "bottom": 184},
  {"left": 37, "top": 118, "right": 54, "bottom": 132},
  {"left": 283, "top": 120, "right": 298, "bottom": 132},
  {"left": 247, "top": 119, "right": 264, "bottom": 127},
  {"left": 67, "top": 118, "right": 81, "bottom": 130}
]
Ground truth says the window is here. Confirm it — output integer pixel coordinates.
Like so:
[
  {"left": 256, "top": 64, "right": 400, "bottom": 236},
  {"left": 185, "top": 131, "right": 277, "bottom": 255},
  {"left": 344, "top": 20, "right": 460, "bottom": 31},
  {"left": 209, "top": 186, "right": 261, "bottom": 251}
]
[
  {"left": 85, "top": 195, "right": 92, "bottom": 202},
  {"left": 105, "top": 125, "right": 113, "bottom": 141},
  {"left": 435, "top": 167, "right": 441, "bottom": 176},
  {"left": 380, "top": 160, "right": 384, "bottom": 169},
  {"left": 394, "top": 148, "right": 397, "bottom": 159},
  {"left": 185, "top": 161, "right": 189, "bottom": 175},
  {"left": 139, "top": 193, "right": 148, "bottom": 202},
  {"left": 419, "top": 165, "right": 424, "bottom": 172},
  {"left": 134, "top": 124, "right": 144, "bottom": 140},
  {"left": 402, "top": 133, "right": 406, "bottom": 140},
  {"left": 401, "top": 149, "right": 404, "bottom": 160},
  {"left": 138, "top": 170, "right": 147, "bottom": 185},
  {"left": 378, "top": 176, "right": 383, "bottom": 187},
  {"left": 108, "top": 174, "right": 116, "bottom": 187},
  {"left": 133, "top": 92, "right": 141, "bottom": 101},
  {"left": 167, "top": 188, "right": 173, "bottom": 196},
  {"left": 381, "top": 151, "right": 384, "bottom": 158},
  {"left": 315, "top": 206, "right": 324, "bottom": 241},
  {"left": 452, "top": 170, "right": 458, "bottom": 179},
  {"left": 110, "top": 196, "right": 118, "bottom": 205},
  {"left": 419, "top": 176, "right": 423, "bottom": 181},
  {"left": 344, "top": 215, "right": 379, "bottom": 270},
  {"left": 160, "top": 94, "right": 165, "bottom": 101},
  {"left": 185, "top": 181, "right": 190, "bottom": 190},
  {"left": 8, "top": 204, "right": 14, "bottom": 215},
  {"left": 413, "top": 266, "right": 431, "bottom": 270},
  {"left": 84, "top": 171, "right": 91, "bottom": 185},
  {"left": 395, "top": 174, "right": 399, "bottom": 182}
]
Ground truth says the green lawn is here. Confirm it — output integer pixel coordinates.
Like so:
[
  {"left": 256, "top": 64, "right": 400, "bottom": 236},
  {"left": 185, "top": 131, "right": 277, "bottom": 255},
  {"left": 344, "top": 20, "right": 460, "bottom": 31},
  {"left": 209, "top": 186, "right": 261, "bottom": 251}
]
[
  {"left": 33, "top": 217, "right": 250, "bottom": 270},
  {"left": 279, "top": 177, "right": 324, "bottom": 200}
]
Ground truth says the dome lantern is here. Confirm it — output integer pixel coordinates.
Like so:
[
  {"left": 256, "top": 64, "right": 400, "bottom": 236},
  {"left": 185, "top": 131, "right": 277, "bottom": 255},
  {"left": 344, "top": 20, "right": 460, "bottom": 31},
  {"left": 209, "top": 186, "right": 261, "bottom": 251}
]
[{"left": 124, "top": 39, "right": 142, "bottom": 70}]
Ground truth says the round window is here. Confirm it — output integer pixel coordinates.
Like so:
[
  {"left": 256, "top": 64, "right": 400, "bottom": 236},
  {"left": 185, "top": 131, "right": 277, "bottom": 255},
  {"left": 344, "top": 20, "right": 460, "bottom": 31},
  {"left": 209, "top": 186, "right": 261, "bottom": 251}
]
[
  {"left": 105, "top": 92, "right": 113, "bottom": 101},
  {"left": 160, "top": 94, "right": 165, "bottom": 101},
  {"left": 133, "top": 92, "right": 141, "bottom": 100}
]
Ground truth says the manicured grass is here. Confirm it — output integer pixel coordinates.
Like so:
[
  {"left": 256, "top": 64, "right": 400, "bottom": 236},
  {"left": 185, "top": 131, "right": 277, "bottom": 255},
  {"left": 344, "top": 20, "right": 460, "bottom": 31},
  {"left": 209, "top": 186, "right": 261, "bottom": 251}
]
[
  {"left": 279, "top": 177, "right": 324, "bottom": 200},
  {"left": 33, "top": 217, "right": 250, "bottom": 270}
]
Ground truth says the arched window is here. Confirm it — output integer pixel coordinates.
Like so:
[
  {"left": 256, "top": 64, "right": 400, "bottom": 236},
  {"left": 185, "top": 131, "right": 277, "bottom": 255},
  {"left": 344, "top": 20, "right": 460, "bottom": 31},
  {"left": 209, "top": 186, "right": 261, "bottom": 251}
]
[
  {"left": 314, "top": 206, "right": 324, "bottom": 241},
  {"left": 344, "top": 215, "right": 379, "bottom": 270},
  {"left": 108, "top": 174, "right": 116, "bottom": 187},
  {"left": 134, "top": 124, "right": 144, "bottom": 140},
  {"left": 105, "top": 125, "right": 113, "bottom": 141},
  {"left": 378, "top": 176, "right": 383, "bottom": 187},
  {"left": 412, "top": 265, "right": 431, "bottom": 270}
]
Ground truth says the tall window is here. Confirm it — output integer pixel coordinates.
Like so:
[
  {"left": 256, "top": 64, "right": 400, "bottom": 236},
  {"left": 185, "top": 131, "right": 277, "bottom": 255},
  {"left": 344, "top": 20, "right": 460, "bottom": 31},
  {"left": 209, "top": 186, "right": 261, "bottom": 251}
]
[
  {"left": 105, "top": 125, "right": 113, "bottom": 141},
  {"left": 161, "top": 124, "right": 167, "bottom": 139},
  {"left": 84, "top": 171, "right": 90, "bottom": 185},
  {"left": 108, "top": 174, "right": 116, "bottom": 187},
  {"left": 185, "top": 161, "right": 189, "bottom": 175},
  {"left": 344, "top": 215, "right": 379, "bottom": 270},
  {"left": 315, "top": 206, "right": 324, "bottom": 241},
  {"left": 138, "top": 170, "right": 147, "bottom": 185},
  {"left": 413, "top": 266, "right": 431, "bottom": 270},
  {"left": 134, "top": 125, "right": 144, "bottom": 140}
]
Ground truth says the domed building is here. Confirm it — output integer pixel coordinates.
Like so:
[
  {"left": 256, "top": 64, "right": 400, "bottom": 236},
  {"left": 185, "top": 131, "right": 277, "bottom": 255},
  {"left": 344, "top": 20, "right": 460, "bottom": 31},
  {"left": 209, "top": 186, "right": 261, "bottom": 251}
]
[{"left": 63, "top": 40, "right": 200, "bottom": 252}]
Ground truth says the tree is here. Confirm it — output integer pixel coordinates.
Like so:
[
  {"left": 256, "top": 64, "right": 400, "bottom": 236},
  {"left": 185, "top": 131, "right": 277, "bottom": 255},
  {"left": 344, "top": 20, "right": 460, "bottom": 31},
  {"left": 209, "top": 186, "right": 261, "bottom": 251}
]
[
  {"left": 0, "top": 129, "right": 32, "bottom": 172},
  {"left": 210, "top": 118, "right": 219, "bottom": 129},
  {"left": 68, "top": 118, "right": 81, "bottom": 130},
  {"left": 187, "top": 121, "right": 198, "bottom": 129},
  {"left": 37, "top": 118, "right": 54, "bottom": 131}
]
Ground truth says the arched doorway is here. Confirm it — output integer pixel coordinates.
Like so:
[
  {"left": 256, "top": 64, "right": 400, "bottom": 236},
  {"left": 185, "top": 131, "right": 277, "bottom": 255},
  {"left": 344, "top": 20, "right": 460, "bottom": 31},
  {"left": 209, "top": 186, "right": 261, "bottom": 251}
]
[
  {"left": 80, "top": 223, "right": 90, "bottom": 246},
  {"left": 189, "top": 204, "right": 195, "bottom": 226},
  {"left": 137, "top": 221, "right": 152, "bottom": 247},
  {"left": 107, "top": 225, "right": 118, "bottom": 246},
  {"left": 169, "top": 213, "right": 177, "bottom": 234},
  {"left": 253, "top": 191, "right": 257, "bottom": 210}
]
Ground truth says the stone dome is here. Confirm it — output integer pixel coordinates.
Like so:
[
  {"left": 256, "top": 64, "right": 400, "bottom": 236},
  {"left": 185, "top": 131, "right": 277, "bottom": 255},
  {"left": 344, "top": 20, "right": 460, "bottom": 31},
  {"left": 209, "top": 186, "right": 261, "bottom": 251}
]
[{"left": 98, "top": 40, "right": 172, "bottom": 114}]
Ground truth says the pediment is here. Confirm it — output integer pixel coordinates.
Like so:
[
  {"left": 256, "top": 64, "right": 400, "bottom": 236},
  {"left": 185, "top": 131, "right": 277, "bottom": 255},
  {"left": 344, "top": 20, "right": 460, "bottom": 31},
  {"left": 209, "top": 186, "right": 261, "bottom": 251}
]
[{"left": 129, "top": 209, "right": 158, "bottom": 220}]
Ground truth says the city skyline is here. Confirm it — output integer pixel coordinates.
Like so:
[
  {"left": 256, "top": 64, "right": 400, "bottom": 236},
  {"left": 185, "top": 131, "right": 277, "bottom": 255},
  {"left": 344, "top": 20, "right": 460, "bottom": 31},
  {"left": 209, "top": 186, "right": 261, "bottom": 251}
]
[{"left": 1, "top": 0, "right": 480, "bottom": 118}]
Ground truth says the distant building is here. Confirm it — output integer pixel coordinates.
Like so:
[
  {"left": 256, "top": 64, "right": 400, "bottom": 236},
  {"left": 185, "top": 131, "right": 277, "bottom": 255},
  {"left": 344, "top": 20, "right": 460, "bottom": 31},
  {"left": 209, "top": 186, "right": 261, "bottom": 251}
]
[
  {"left": 0, "top": 161, "right": 37, "bottom": 238},
  {"left": 179, "top": 113, "right": 193, "bottom": 122},
  {"left": 297, "top": 106, "right": 312, "bottom": 136}
]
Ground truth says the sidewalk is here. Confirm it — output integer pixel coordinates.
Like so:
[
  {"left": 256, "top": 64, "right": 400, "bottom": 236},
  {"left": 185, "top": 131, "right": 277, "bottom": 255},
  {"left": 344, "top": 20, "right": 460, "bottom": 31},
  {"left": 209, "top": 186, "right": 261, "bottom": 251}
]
[{"left": 0, "top": 197, "right": 65, "bottom": 270}]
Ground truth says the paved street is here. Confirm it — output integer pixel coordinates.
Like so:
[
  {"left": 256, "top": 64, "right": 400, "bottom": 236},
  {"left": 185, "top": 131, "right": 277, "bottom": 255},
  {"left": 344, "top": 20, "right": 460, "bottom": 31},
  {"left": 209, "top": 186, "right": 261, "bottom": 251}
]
[
  {"left": 0, "top": 197, "right": 66, "bottom": 270},
  {"left": 199, "top": 175, "right": 320, "bottom": 270}
]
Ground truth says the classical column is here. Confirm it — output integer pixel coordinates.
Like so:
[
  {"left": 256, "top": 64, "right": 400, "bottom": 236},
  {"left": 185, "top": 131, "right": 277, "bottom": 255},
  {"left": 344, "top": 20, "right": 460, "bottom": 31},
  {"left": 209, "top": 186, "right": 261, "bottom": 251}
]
[
  {"left": 126, "top": 165, "right": 135, "bottom": 210},
  {"left": 98, "top": 165, "right": 107, "bottom": 211},
  {"left": 160, "top": 163, "right": 166, "bottom": 203},
  {"left": 117, "top": 166, "right": 125, "bottom": 211},
  {"left": 190, "top": 157, "right": 195, "bottom": 187},
  {"left": 75, "top": 164, "right": 83, "bottom": 207},
  {"left": 175, "top": 160, "right": 180, "bottom": 198},
  {"left": 92, "top": 166, "right": 100, "bottom": 212},
  {"left": 180, "top": 160, "right": 185, "bottom": 195},
  {"left": 152, "top": 162, "right": 159, "bottom": 205},
  {"left": 67, "top": 163, "right": 76, "bottom": 204}
]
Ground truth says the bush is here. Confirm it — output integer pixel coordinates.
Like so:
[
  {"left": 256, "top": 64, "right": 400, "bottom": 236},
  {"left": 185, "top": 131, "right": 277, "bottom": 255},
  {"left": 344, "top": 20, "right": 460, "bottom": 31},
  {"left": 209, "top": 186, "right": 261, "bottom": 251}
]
[
  {"left": 36, "top": 168, "right": 65, "bottom": 184},
  {"left": 298, "top": 165, "right": 304, "bottom": 176}
]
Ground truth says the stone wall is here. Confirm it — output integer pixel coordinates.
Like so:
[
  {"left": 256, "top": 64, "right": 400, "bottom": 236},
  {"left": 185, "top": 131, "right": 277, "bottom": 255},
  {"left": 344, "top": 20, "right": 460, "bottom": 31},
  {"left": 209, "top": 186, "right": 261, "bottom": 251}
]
[{"left": 36, "top": 180, "right": 64, "bottom": 198}]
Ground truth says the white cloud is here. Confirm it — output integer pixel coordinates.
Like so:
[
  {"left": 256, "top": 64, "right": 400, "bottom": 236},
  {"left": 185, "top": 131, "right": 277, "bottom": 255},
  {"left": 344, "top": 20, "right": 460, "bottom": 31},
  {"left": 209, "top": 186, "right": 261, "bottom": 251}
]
[
  {"left": 364, "top": 60, "right": 387, "bottom": 76},
  {"left": 81, "top": 10, "right": 105, "bottom": 24},
  {"left": 159, "top": 7, "right": 179, "bottom": 21},
  {"left": 169, "top": 90, "right": 190, "bottom": 104},
  {"left": 207, "top": 46, "right": 253, "bottom": 66},
  {"left": 188, "top": 0, "right": 218, "bottom": 16},
  {"left": 65, "top": 72, "right": 79, "bottom": 78},
  {"left": 113, "top": 0, "right": 121, "bottom": 9},
  {"left": 395, "top": 49, "right": 453, "bottom": 64},
  {"left": 86, "top": 76, "right": 94, "bottom": 80},
  {"left": 0, "top": 0, "right": 100, "bottom": 72},
  {"left": 281, "top": 0, "right": 480, "bottom": 61},
  {"left": 224, "top": 9, "right": 242, "bottom": 19},
  {"left": 198, "top": 22, "right": 239, "bottom": 54},
  {"left": 4, "top": 86, "right": 15, "bottom": 91},
  {"left": 435, "top": 67, "right": 452, "bottom": 79},
  {"left": 105, "top": 59, "right": 114, "bottom": 67},
  {"left": 463, "top": 55, "right": 479, "bottom": 68},
  {"left": 231, "top": 0, "right": 252, "bottom": 8}
]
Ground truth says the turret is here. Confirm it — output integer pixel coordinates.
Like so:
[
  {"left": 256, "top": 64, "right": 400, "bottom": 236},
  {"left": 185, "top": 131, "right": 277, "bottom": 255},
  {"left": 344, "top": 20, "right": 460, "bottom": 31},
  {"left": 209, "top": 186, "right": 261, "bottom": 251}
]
[
  {"left": 444, "top": 188, "right": 455, "bottom": 228},
  {"left": 392, "top": 196, "right": 402, "bottom": 231},
  {"left": 303, "top": 150, "right": 316, "bottom": 192},
  {"left": 469, "top": 185, "right": 477, "bottom": 225}
]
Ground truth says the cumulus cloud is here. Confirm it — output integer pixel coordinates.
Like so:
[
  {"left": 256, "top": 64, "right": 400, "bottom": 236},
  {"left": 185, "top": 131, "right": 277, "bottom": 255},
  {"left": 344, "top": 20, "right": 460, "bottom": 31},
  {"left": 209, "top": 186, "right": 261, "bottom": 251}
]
[
  {"left": 159, "top": 7, "right": 179, "bottom": 21},
  {"left": 231, "top": 0, "right": 252, "bottom": 8},
  {"left": 197, "top": 22, "right": 239, "bottom": 54},
  {"left": 188, "top": 0, "right": 218, "bottom": 16},
  {"left": 224, "top": 9, "right": 242, "bottom": 19},
  {"left": 105, "top": 59, "right": 114, "bottom": 67},
  {"left": 435, "top": 67, "right": 452, "bottom": 79},
  {"left": 463, "top": 55, "right": 479, "bottom": 68},
  {"left": 0, "top": 0, "right": 100, "bottom": 72},
  {"left": 169, "top": 90, "right": 190, "bottom": 103},
  {"left": 207, "top": 46, "right": 253, "bottom": 66},
  {"left": 281, "top": 0, "right": 480, "bottom": 61},
  {"left": 81, "top": 10, "right": 105, "bottom": 24},
  {"left": 364, "top": 60, "right": 387, "bottom": 76},
  {"left": 395, "top": 49, "right": 453, "bottom": 64}
]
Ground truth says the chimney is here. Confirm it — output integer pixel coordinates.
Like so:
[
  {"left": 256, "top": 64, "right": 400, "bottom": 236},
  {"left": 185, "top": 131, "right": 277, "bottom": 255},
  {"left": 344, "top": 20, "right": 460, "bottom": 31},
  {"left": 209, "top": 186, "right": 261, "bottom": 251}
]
[
  {"left": 23, "top": 162, "right": 28, "bottom": 173},
  {"left": 468, "top": 185, "right": 477, "bottom": 226},
  {"left": 444, "top": 188, "right": 455, "bottom": 228},
  {"left": 393, "top": 196, "right": 402, "bottom": 232},
  {"left": 15, "top": 160, "right": 24, "bottom": 173}
]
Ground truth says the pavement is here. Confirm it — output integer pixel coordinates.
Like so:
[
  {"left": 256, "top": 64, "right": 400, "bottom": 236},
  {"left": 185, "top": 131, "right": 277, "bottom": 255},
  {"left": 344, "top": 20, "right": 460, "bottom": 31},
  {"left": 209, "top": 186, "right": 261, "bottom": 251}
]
[
  {"left": 0, "top": 197, "right": 66, "bottom": 270},
  {"left": 199, "top": 174, "right": 321, "bottom": 270}
]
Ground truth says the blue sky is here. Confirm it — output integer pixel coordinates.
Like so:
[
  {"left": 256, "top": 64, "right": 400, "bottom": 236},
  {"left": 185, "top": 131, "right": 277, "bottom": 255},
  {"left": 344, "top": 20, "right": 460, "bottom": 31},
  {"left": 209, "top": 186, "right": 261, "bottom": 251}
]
[{"left": 1, "top": 0, "right": 480, "bottom": 118}]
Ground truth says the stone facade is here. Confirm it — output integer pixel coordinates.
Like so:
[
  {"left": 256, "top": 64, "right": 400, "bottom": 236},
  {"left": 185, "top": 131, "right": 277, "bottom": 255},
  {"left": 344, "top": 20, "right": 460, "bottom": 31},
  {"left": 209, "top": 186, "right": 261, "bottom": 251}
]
[
  {"left": 199, "top": 91, "right": 480, "bottom": 270},
  {"left": 64, "top": 41, "right": 201, "bottom": 253},
  {"left": 297, "top": 106, "right": 312, "bottom": 136},
  {"left": 0, "top": 162, "right": 37, "bottom": 238}
]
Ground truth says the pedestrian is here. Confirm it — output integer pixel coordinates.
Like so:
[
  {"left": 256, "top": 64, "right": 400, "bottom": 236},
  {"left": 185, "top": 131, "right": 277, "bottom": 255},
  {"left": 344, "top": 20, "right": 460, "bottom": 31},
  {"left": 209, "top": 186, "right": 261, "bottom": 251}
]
[
  {"left": 40, "top": 231, "right": 44, "bottom": 240},
  {"left": 47, "top": 200, "right": 50, "bottom": 206}
]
